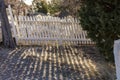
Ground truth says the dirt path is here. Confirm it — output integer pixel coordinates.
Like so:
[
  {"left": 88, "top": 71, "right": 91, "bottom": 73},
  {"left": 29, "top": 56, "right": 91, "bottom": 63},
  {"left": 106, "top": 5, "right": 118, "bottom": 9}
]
[{"left": 0, "top": 45, "right": 115, "bottom": 80}]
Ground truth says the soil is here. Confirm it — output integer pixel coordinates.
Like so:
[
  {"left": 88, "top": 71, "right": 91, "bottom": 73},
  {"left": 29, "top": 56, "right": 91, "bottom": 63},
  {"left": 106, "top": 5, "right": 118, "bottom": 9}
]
[{"left": 0, "top": 45, "right": 115, "bottom": 80}]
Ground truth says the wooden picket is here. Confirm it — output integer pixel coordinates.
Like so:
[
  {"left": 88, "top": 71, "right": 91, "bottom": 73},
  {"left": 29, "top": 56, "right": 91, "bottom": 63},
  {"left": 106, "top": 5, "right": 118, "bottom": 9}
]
[{"left": 13, "top": 15, "right": 94, "bottom": 46}]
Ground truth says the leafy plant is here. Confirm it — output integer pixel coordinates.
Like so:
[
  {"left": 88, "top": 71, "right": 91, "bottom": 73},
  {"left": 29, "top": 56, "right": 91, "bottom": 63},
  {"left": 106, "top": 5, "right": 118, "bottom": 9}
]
[
  {"left": 48, "top": 3, "right": 60, "bottom": 15},
  {"left": 79, "top": 0, "right": 120, "bottom": 61},
  {"left": 35, "top": 1, "right": 48, "bottom": 14},
  {"left": 34, "top": 1, "right": 61, "bottom": 15}
]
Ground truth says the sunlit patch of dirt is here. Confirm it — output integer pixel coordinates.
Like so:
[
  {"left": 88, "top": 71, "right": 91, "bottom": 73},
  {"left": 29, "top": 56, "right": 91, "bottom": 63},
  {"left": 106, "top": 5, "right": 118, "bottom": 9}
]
[{"left": 0, "top": 45, "right": 115, "bottom": 80}]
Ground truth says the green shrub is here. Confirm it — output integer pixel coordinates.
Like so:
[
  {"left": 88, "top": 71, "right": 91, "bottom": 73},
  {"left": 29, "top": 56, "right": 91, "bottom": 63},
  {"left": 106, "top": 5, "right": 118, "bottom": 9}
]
[
  {"left": 79, "top": 0, "right": 120, "bottom": 61},
  {"left": 34, "top": 1, "right": 60, "bottom": 15},
  {"left": 35, "top": 1, "right": 48, "bottom": 14},
  {"left": 48, "top": 3, "right": 60, "bottom": 15}
]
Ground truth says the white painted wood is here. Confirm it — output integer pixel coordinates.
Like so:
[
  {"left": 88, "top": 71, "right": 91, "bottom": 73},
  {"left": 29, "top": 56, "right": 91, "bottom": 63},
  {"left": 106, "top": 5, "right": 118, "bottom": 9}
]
[
  {"left": 114, "top": 40, "right": 120, "bottom": 80},
  {"left": 8, "top": 5, "right": 17, "bottom": 38},
  {"left": 13, "top": 15, "right": 94, "bottom": 45}
]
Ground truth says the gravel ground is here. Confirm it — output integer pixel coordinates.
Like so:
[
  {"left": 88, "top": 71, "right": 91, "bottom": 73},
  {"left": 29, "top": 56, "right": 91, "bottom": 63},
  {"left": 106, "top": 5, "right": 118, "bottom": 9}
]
[{"left": 0, "top": 45, "right": 115, "bottom": 80}]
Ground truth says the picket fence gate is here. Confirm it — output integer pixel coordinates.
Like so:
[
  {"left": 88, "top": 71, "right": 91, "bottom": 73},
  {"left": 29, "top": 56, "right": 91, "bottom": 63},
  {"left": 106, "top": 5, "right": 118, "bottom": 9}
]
[
  {"left": 7, "top": 6, "right": 94, "bottom": 46},
  {"left": 11, "top": 15, "right": 94, "bottom": 46}
]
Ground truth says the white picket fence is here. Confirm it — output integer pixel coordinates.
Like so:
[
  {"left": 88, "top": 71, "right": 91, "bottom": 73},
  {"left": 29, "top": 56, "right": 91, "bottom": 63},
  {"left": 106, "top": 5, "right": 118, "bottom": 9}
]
[
  {"left": 13, "top": 15, "right": 94, "bottom": 46},
  {"left": 0, "top": 5, "right": 95, "bottom": 46}
]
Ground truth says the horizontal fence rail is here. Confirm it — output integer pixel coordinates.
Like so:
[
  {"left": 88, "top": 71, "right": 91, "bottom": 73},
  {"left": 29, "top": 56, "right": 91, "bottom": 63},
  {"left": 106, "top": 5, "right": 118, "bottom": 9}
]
[{"left": 13, "top": 16, "right": 94, "bottom": 46}]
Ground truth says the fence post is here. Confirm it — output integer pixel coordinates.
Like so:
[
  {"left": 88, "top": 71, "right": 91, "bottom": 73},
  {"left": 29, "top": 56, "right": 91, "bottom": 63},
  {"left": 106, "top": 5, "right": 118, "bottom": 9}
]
[
  {"left": 114, "top": 39, "right": 120, "bottom": 80},
  {"left": 8, "top": 5, "right": 18, "bottom": 45},
  {"left": 8, "top": 5, "right": 16, "bottom": 37}
]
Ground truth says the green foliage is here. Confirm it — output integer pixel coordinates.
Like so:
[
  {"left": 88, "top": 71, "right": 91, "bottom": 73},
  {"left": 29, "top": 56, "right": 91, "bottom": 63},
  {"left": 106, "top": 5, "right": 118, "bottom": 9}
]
[
  {"left": 34, "top": 1, "right": 60, "bottom": 15},
  {"left": 35, "top": 1, "right": 48, "bottom": 14},
  {"left": 48, "top": 3, "right": 60, "bottom": 15},
  {"left": 79, "top": 0, "right": 120, "bottom": 61}
]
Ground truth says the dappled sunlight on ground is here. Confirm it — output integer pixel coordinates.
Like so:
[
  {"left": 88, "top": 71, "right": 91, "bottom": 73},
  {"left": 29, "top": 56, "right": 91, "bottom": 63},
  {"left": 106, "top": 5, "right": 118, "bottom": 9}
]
[{"left": 0, "top": 45, "right": 115, "bottom": 80}]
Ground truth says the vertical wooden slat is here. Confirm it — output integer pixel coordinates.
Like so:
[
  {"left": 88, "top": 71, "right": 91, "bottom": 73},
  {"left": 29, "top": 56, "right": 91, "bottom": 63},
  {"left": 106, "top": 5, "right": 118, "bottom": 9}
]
[
  {"left": 75, "top": 18, "right": 79, "bottom": 44},
  {"left": 14, "top": 15, "right": 93, "bottom": 46},
  {"left": 14, "top": 15, "right": 19, "bottom": 45},
  {"left": 8, "top": 5, "right": 16, "bottom": 38}
]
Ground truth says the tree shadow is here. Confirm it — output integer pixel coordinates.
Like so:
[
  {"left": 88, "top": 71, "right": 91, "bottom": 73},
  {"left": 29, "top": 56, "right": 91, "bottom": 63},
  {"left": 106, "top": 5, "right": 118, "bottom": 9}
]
[{"left": 0, "top": 45, "right": 115, "bottom": 80}]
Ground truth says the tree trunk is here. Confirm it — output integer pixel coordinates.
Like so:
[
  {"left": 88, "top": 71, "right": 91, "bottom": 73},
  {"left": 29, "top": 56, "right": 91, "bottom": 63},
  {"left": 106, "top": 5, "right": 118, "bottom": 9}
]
[{"left": 0, "top": 0, "right": 15, "bottom": 48}]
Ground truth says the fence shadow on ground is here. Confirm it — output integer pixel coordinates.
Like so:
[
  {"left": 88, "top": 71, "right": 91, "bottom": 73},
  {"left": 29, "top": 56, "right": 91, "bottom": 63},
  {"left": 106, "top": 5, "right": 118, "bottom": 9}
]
[{"left": 0, "top": 45, "right": 115, "bottom": 80}]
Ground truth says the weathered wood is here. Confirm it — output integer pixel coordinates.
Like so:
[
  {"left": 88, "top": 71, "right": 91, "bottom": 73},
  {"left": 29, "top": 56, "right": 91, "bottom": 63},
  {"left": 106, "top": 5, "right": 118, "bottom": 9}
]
[
  {"left": 14, "top": 15, "right": 94, "bottom": 46},
  {"left": 0, "top": 0, "right": 15, "bottom": 48}
]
